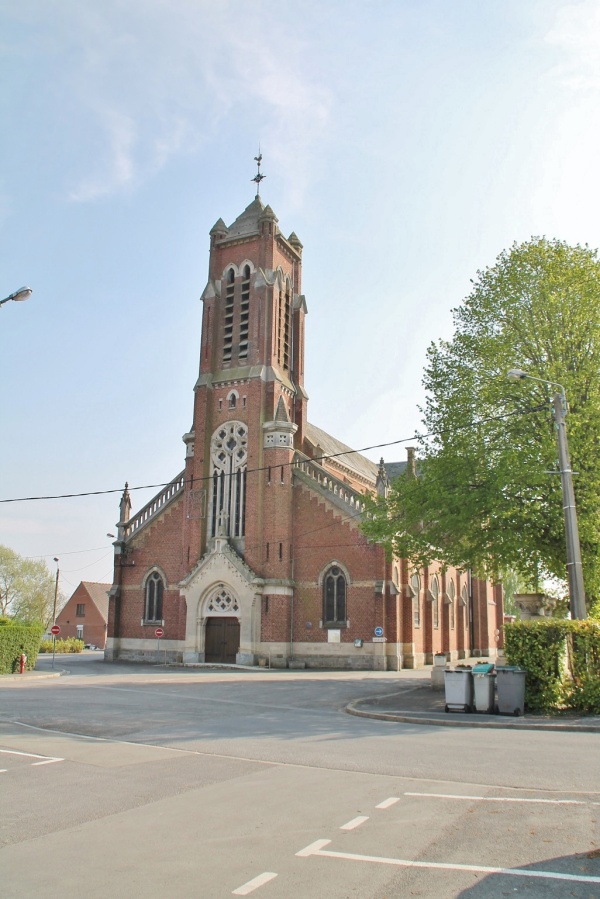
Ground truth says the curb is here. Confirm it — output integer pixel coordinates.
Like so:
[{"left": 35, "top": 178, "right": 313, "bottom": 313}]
[
  {"left": 0, "top": 671, "right": 65, "bottom": 683},
  {"left": 345, "top": 698, "right": 600, "bottom": 733}
]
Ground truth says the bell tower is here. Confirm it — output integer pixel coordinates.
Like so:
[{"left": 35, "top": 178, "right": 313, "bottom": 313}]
[{"left": 181, "top": 167, "right": 308, "bottom": 573}]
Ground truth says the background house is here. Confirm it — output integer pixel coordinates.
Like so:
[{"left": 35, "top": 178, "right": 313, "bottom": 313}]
[{"left": 56, "top": 582, "right": 110, "bottom": 648}]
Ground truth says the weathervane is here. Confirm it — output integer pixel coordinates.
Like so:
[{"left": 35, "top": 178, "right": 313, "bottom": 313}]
[{"left": 251, "top": 150, "right": 266, "bottom": 196}]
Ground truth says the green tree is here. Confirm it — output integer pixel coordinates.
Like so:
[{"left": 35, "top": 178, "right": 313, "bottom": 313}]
[
  {"left": 363, "top": 238, "right": 600, "bottom": 606},
  {"left": 0, "top": 546, "right": 62, "bottom": 626}
]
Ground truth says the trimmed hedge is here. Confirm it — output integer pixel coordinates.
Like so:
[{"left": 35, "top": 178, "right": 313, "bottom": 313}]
[
  {"left": 504, "top": 619, "right": 600, "bottom": 713},
  {"left": 0, "top": 623, "right": 44, "bottom": 673},
  {"left": 38, "top": 638, "right": 84, "bottom": 654}
]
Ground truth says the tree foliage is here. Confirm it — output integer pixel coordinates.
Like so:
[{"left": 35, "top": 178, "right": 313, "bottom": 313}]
[
  {"left": 363, "top": 238, "right": 600, "bottom": 604},
  {"left": 0, "top": 545, "right": 62, "bottom": 626}
]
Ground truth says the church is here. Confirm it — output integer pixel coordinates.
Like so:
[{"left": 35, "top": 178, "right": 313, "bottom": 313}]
[{"left": 105, "top": 177, "right": 503, "bottom": 669}]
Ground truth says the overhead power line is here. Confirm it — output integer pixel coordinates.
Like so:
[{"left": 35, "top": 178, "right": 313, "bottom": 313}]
[{"left": 0, "top": 404, "right": 546, "bottom": 506}]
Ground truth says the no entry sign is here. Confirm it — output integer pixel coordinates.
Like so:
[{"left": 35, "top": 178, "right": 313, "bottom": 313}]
[
  {"left": 155, "top": 627, "right": 164, "bottom": 638},
  {"left": 51, "top": 624, "right": 60, "bottom": 636}
]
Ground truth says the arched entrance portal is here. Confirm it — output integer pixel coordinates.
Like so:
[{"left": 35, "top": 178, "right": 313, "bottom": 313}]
[{"left": 204, "top": 585, "right": 240, "bottom": 664}]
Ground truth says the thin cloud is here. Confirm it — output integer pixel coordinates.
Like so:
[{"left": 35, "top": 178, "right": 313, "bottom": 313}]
[
  {"left": 545, "top": 0, "right": 600, "bottom": 91},
  {"left": 58, "top": 3, "right": 332, "bottom": 203}
]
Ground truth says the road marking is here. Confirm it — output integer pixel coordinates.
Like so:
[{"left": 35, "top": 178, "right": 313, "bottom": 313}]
[
  {"left": 376, "top": 797, "right": 400, "bottom": 809},
  {"left": 0, "top": 769, "right": 7, "bottom": 774},
  {"left": 0, "top": 748, "right": 63, "bottom": 765},
  {"left": 297, "top": 840, "right": 331, "bottom": 857},
  {"left": 405, "top": 792, "right": 583, "bottom": 805},
  {"left": 232, "top": 872, "right": 277, "bottom": 895},
  {"left": 4, "top": 721, "right": 600, "bottom": 803},
  {"left": 341, "top": 816, "right": 369, "bottom": 830},
  {"left": 296, "top": 840, "right": 600, "bottom": 884}
]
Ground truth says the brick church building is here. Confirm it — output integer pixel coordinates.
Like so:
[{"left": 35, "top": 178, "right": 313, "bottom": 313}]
[{"left": 106, "top": 186, "right": 503, "bottom": 669}]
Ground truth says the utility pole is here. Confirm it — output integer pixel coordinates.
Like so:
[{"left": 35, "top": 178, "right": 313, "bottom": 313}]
[
  {"left": 552, "top": 394, "right": 586, "bottom": 619},
  {"left": 507, "top": 369, "right": 587, "bottom": 619}
]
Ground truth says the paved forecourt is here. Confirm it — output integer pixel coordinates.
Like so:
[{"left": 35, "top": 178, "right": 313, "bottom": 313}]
[{"left": 1, "top": 659, "right": 599, "bottom": 898}]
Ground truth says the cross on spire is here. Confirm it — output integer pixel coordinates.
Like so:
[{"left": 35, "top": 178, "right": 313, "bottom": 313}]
[{"left": 251, "top": 150, "right": 266, "bottom": 196}]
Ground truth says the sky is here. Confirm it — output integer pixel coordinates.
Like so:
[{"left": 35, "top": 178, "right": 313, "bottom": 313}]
[{"left": 1, "top": 0, "right": 600, "bottom": 597}]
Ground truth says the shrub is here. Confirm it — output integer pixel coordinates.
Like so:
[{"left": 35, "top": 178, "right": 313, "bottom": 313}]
[
  {"left": 38, "top": 638, "right": 85, "bottom": 654},
  {"left": 504, "top": 619, "right": 600, "bottom": 713},
  {"left": 566, "top": 619, "right": 600, "bottom": 713},
  {"left": 0, "top": 623, "right": 44, "bottom": 673}
]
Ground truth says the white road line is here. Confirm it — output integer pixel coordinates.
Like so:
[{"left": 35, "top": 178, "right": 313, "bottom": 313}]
[
  {"left": 232, "top": 872, "right": 277, "bottom": 895},
  {"left": 340, "top": 816, "right": 369, "bottom": 830},
  {"left": 0, "top": 748, "right": 63, "bottom": 765},
  {"left": 1, "top": 748, "right": 51, "bottom": 759},
  {"left": 296, "top": 840, "right": 600, "bottom": 884},
  {"left": 4, "top": 721, "right": 600, "bottom": 803},
  {"left": 297, "top": 840, "right": 331, "bottom": 857},
  {"left": 376, "top": 797, "right": 400, "bottom": 809},
  {"left": 405, "top": 792, "right": 583, "bottom": 805},
  {"left": 0, "top": 769, "right": 7, "bottom": 773}
]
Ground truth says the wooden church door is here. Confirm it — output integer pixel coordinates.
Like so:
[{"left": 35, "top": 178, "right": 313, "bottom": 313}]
[{"left": 205, "top": 617, "right": 240, "bottom": 664}]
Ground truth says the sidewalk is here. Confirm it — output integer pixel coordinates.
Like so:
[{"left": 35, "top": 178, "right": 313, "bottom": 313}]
[
  {"left": 1, "top": 669, "right": 63, "bottom": 682},
  {"left": 346, "top": 680, "right": 600, "bottom": 733}
]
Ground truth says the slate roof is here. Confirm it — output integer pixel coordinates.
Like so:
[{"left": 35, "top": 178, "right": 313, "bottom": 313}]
[
  {"left": 305, "top": 422, "right": 379, "bottom": 484},
  {"left": 383, "top": 461, "right": 408, "bottom": 480},
  {"left": 226, "top": 196, "right": 269, "bottom": 238},
  {"left": 81, "top": 582, "right": 111, "bottom": 620}
]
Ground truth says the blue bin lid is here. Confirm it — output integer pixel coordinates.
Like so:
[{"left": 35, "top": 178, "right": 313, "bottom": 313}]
[{"left": 472, "top": 663, "right": 494, "bottom": 673}]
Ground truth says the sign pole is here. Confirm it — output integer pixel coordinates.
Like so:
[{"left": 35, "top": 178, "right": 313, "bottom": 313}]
[
  {"left": 50, "top": 624, "right": 60, "bottom": 669},
  {"left": 155, "top": 627, "right": 164, "bottom": 665}
]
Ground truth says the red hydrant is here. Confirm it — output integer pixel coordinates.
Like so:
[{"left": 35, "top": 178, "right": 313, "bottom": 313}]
[{"left": 19, "top": 653, "right": 27, "bottom": 674}]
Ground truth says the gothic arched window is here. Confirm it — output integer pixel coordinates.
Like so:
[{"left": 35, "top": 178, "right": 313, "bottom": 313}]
[
  {"left": 277, "top": 275, "right": 292, "bottom": 372},
  {"left": 323, "top": 565, "right": 347, "bottom": 625},
  {"left": 209, "top": 422, "right": 248, "bottom": 538},
  {"left": 448, "top": 579, "right": 456, "bottom": 629},
  {"left": 411, "top": 572, "right": 421, "bottom": 628},
  {"left": 145, "top": 571, "right": 164, "bottom": 622},
  {"left": 240, "top": 265, "right": 250, "bottom": 360},
  {"left": 223, "top": 268, "right": 235, "bottom": 363},
  {"left": 431, "top": 575, "right": 440, "bottom": 629}
]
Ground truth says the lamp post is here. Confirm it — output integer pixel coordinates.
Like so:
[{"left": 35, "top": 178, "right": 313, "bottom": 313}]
[
  {"left": 0, "top": 286, "right": 32, "bottom": 308},
  {"left": 52, "top": 557, "right": 59, "bottom": 669},
  {"left": 507, "top": 368, "right": 586, "bottom": 619}
]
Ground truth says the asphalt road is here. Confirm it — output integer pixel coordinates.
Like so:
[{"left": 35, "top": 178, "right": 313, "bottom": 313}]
[{"left": 1, "top": 654, "right": 599, "bottom": 898}]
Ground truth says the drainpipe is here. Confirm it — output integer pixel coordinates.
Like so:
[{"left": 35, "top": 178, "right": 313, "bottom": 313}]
[
  {"left": 468, "top": 569, "right": 475, "bottom": 656},
  {"left": 289, "top": 486, "right": 295, "bottom": 663}
]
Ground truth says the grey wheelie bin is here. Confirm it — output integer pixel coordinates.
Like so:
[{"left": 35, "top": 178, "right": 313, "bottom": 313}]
[
  {"left": 496, "top": 666, "right": 526, "bottom": 716},
  {"left": 444, "top": 668, "right": 474, "bottom": 712},
  {"left": 472, "top": 663, "right": 496, "bottom": 713}
]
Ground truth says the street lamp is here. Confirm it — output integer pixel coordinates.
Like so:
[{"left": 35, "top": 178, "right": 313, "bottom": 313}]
[
  {"left": 52, "top": 557, "right": 60, "bottom": 670},
  {"left": 0, "top": 286, "right": 32, "bottom": 308},
  {"left": 507, "top": 368, "right": 586, "bottom": 619}
]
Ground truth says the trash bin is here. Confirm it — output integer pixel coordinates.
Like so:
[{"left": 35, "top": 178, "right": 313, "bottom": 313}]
[
  {"left": 473, "top": 670, "right": 496, "bottom": 713},
  {"left": 496, "top": 666, "right": 526, "bottom": 716},
  {"left": 444, "top": 668, "right": 474, "bottom": 712}
]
